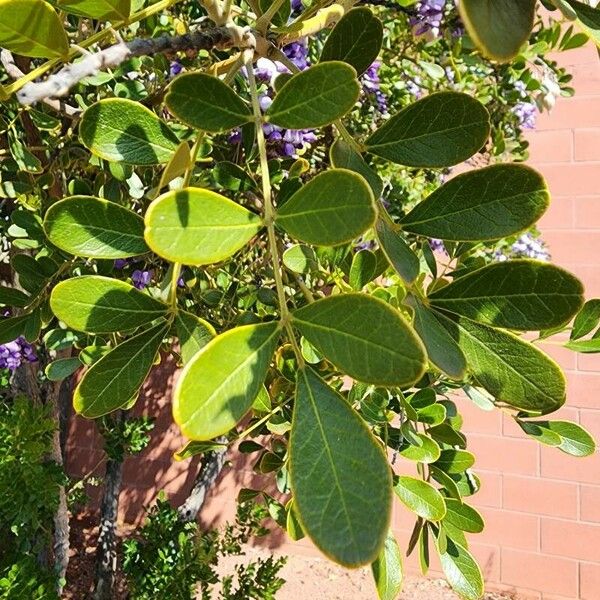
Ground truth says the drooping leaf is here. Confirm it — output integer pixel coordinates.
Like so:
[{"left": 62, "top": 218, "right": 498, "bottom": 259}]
[
  {"left": 74, "top": 321, "right": 168, "bottom": 418},
  {"left": 0, "top": 286, "right": 30, "bottom": 307},
  {"left": 571, "top": 299, "right": 600, "bottom": 340},
  {"left": 266, "top": 62, "right": 360, "bottom": 129},
  {"left": 429, "top": 261, "right": 584, "bottom": 331},
  {"left": 173, "top": 322, "right": 281, "bottom": 440},
  {"left": 0, "top": 0, "right": 68, "bottom": 58},
  {"left": 394, "top": 476, "right": 446, "bottom": 521},
  {"left": 365, "top": 92, "right": 490, "bottom": 168},
  {"left": 174, "top": 440, "right": 227, "bottom": 461},
  {"left": 258, "top": 0, "right": 290, "bottom": 27},
  {"left": 0, "top": 314, "right": 30, "bottom": 345},
  {"left": 375, "top": 218, "right": 420, "bottom": 284},
  {"left": 561, "top": 0, "right": 600, "bottom": 46},
  {"left": 444, "top": 499, "right": 485, "bottom": 534},
  {"left": 290, "top": 367, "right": 392, "bottom": 566},
  {"left": 80, "top": 99, "right": 180, "bottom": 165},
  {"left": 436, "top": 537, "right": 484, "bottom": 600},
  {"left": 50, "top": 276, "right": 168, "bottom": 333},
  {"left": 292, "top": 294, "right": 426, "bottom": 386},
  {"left": 330, "top": 138, "right": 383, "bottom": 199},
  {"left": 44, "top": 196, "right": 148, "bottom": 259},
  {"left": 437, "top": 313, "right": 566, "bottom": 414},
  {"left": 58, "top": 0, "right": 130, "bottom": 21},
  {"left": 349, "top": 249, "right": 377, "bottom": 290},
  {"left": 401, "top": 164, "right": 549, "bottom": 241},
  {"left": 320, "top": 7, "right": 384, "bottom": 76},
  {"left": 459, "top": 0, "right": 536, "bottom": 61},
  {"left": 564, "top": 338, "right": 600, "bottom": 353},
  {"left": 144, "top": 188, "right": 263, "bottom": 265},
  {"left": 275, "top": 169, "right": 376, "bottom": 246},
  {"left": 45, "top": 357, "right": 82, "bottom": 382},
  {"left": 165, "top": 73, "right": 253, "bottom": 132},
  {"left": 371, "top": 531, "right": 403, "bottom": 600},
  {"left": 518, "top": 420, "right": 595, "bottom": 457},
  {"left": 174, "top": 310, "right": 215, "bottom": 365},
  {"left": 411, "top": 300, "right": 467, "bottom": 380},
  {"left": 156, "top": 141, "right": 191, "bottom": 192}
]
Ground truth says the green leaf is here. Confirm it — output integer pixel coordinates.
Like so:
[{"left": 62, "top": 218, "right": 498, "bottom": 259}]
[
  {"left": 437, "top": 313, "right": 566, "bottom": 415},
  {"left": 275, "top": 169, "right": 376, "bottom": 246},
  {"left": 156, "top": 141, "right": 191, "bottom": 192},
  {"left": 292, "top": 294, "right": 426, "bottom": 386},
  {"left": 144, "top": 188, "right": 263, "bottom": 265},
  {"left": 330, "top": 138, "right": 383, "bottom": 199},
  {"left": 554, "top": 0, "right": 600, "bottom": 46},
  {"left": 165, "top": 73, "right": 252, "bottom": 133},
  {"left": 50, "top": 276, "right": 167, "bottom": 333},
  {"left": 349, "top": 250, "right": 377, "bottom": 290},
  {"left": 174, "top": 440, "right": 227, "bottom": 461},
  {"left": 365, "top": 92, "right": 490, "bottom": 168},
  {"left": 266, "top": 62, "right": 360, "bottom": 129},
  {"left": 565, "top": 338, "right": 600, "bottom": 353},
  {"left": 74, "top": 321, "right": 168, "bottom": 418},
  {"left": 0, "top": 286, "right": 30, "bottom": 307},
  {"left": 0, "top": 314, "right": 30, "bottom": 345},
  {"left": 173, "top": 322, "right": 281, "bottom": 440},
  {"left": 433, "top": 449, "right": 475, "bottom": 474},
  {"left": 411, "top": 300, "right": 467, "bottom": 380},
  {"left": 399, "top": 433, "right": 441, "bottom": 464},
  {"left": 394, "top": 476, "right": 446, "bottom": 521},
  {"left": 519, "top": 420, "right": 596, "bottom": 457},
  {"left": 430, "top": 261, "right": 584, "bottom": 331},
  {"left": 428, "top": 424, "right": 467, "bottom": 448},
  {"left": 174, "top": 310, "right": 215, "bottom": 365},
  {"left": 290, "top": 367, "right": 392, "bottom": 566},
  {"left": 259, "top": 0, "right": 290, "bottom": 26},
  {"left": 459, "top": 0, "right": 536, "bottom": 61},
  {"left": 437, "top": 538, "right": 484, "bottom": 600},
  {"left": 44, "top": 196, "right": 148, "bottom": 259},
  {"left": 80, "top": 99, "right": 180, "bottom": 165},
  {"left": 444, "top": 499, "right": 484, "bottom": 534},
  {"left": 58, "top": 0, "right": 130, "bottom": 21},
  {"left": 401, "top": 164, "right": 549, "bottom": 241},
  {"left": 320, "top": 7, "right": 383, "bottom": 76},
  {"left": 371, "top": 532, "right": 403, "bottom": 600},
  {"left": 45, "top": 357, "right": 81, "bottom": 382},
  {"left": 0, "top": 0, "right": 68, "bottom": 58},
  {"left": 571, "top": 299, "right": 600, "bottom": 340},
  {"left": 430, "top": 466, "right": 461, "bottom": 500},
  {"left": 282, "top": 245, "right": 318, "bottom": 274},
  {"left": 375, "top": 217, "right": 420, "bottom": 284}
]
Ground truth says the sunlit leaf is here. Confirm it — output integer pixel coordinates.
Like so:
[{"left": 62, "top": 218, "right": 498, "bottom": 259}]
[{"left": 394, "top": 476, "right": 446, "bottom": 521}]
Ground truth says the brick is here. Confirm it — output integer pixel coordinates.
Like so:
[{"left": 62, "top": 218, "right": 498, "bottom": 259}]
[
  {"left": 468, "top": 433, "right": 539, "bottom": 476},
  {"left": 471, "top": 470, "right": 503, "bottom": 509},
  {"left": 526, "top": 129, "right": 573, "bottom": 163},
  {"left": 574, "top": 196, "right": 600, "bottom": 229},
  {"left": 477, "top": 507, "right": 539, "bottom": 551},
  {"left": 538, "top": 196, "right": 574, "bottom": 230},
  {"left": 581, "top": 485, "right": 600, "bottom": 523},
  {"left": 541, "top": 517, "right": 600, "bottom": 561},
  {"left": 503, "top": 475, "right": 577, "bottom": 519},
  {"left": 564, "top": 371, "right": 600, "bottom": 409},
  {"left": 538, "top": 340, "right": 578, "bottom": 371},
  {"left": 533, "top": 163, "right": 600, "bottom": 197},
  {"left": 457, "top": 395, "right": 503, "bottom": 435},
  {"left": 578, "top": 351, "right": 600, "bottom": 372},
  {"left": 501, "top": 549, "right": 578, "bottom": 598},
  {"left": 542, "top": 230, "right": 600, "bottom": 267},
  {"left": 470, "top": 541, "right": 501, "bottom": 582},
  {"left": 575, "top": 128, "right": 600, "bottom": 161},
  {"left": 579, "top": 409, "right": 600, "bottom": 440},
  {"left": 536, "top": 96, "right": 600, "bottom": 130},
  {"left": 541, "top": 444, "right": 600, "bottom": 484},
  {"left": 581, "top": 561, "right": 600, "bottom": 600}
]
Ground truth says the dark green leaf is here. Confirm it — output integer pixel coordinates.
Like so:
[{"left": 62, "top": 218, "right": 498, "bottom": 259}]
[
  {"left": 375, "top": 217, "right": 420, "bottom": 284},
  {"left": 174, "top": 440, "right": 227, "bottom": 461},
  {"left": 365, "top": 92, "right": 490, "bottom": 168},
  {"left": 558, "top": 0, "right": 600, "bottom": 46},
  {"left": 433, "top": 449, "right": 475, "bottom": 474},
  {"left": 330, "top": 138, "right": 383, "bottom": 199},
  {"left": 45, "top": 357, "right": 82, "bottom": 382},
  {"left": 437, "top": 538, "right": 484, "bottom": 600},
  {"left": 444, "top": 499, "right": 484, "bottom": 533},
  {"left": 0, "top": 314, "right": 30, "bottom": 345},
  {"left": 371, "top": 531, "right": 403, "bottom": 600},
  {"left": 349, "top": 250, "right": 377, "bottom": 290},
  {"left": 401, "top": 164, "right": 549, "bottom": 241},
  {"left": 571, "top": 299, "right": 600, "bottom": 340},
  {"left": 0, "top": 286, "right": 30, "bottom": 307},
  {"left": 290, "top": 367, "right": 392, "bottom": 566},
  {"left": 519, "top": 420, "right": 595, "bottom": 456}
]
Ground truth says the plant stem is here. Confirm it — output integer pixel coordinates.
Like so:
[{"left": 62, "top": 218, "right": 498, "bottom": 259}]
[{"left": 246, "top": 53, "right": 305, "bottom": 366}]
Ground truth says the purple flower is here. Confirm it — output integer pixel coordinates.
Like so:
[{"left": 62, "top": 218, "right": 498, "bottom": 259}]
[
  {"left": 513, "top": 102, "right": 537, "bottom": 129},
  {"left": 114, "top": 258, "right": 129, "bottom": 270},
  {"left": 131, "top": 269, "right": 153, "bottom": 290},
  {"left": 411, "top": 0, "right": 446, "bottom": 39},
  {"left": 0, "top": 337, "right": 37, "bottom": 371},
  {"left": 362, "top": 62, "right": 388, "bottom": 113},
  {"left": 406, "top": 77, "right": 423, "bottom": 99},
  {"left": 283, "top": 40, "right": 309, "bottom": 71},
  {"left": 510, "top": 233, "right": 550, "bottom": 261},
  {"left": 291, "top": 0, "right": 303, "bottom": 14},
  {"left": 170, "top": 61, "right": 183, "bottom": 78},
  {"left": 429, "top": 238, "right": 447, "bottom": 254}
]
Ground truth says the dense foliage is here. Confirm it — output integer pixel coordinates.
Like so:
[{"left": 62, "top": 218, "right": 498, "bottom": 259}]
[{"left": 1, "top": 0, "right": 600, "bottom": 598}]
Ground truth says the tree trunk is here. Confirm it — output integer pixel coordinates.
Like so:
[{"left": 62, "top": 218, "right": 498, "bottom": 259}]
[
  {"left": 92, "top": 411, "right": 125, "bottom": 600},
  {"left": 178, "top": 444, "right": 227, "bottom": 523}
]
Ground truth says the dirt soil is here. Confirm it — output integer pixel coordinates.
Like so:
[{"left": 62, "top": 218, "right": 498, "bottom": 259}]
[{"left": 64, "top": 512, "right": 517, "bottom": 599}]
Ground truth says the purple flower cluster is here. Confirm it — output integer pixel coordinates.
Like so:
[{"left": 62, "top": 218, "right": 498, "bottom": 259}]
[
  {"left": 114, "top": 259, "right": 154, "bottom": 290},
  {"left": 513, "top": 102, "right": 538, "bottom": 129},
  {"left": 493, "top": 233, "right": 550, "bottom": 262},
  {"left": 411, "top": 0, "right": 446, "bottom": 38},
  {"left": 0, "top": 337, "right": 36, "bottom": 371},
  {"left": 429, "top": 238, "right": 447, "bottom": 254},
  {"left": 362, "top": 62, "right": 388, "bottom": 114}
]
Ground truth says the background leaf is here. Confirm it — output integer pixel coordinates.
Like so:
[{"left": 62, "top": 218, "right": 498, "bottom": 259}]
[
  {"left": 376, "top": 217, "right": 420, "bottom": 284},
  {"left": 290, "top": 367, "right": 392, "bottom": 566},
  {"left": 174, "top": 311, "right": 215, "bottom": 365},
  {"left": 44, "top": 196, "right": 148, "bottom": 259},
  {"left": 292, "top": 294, "right": 426, "bottom": 386},
  {"left": 401, "top": 164, "right": 549, "bottom": 241},
  {"left": 365, "top": 92, "right": 490, "bottom": 167},
  {"left": 58, "top": 0, "right": 130, "bottom": 21}
]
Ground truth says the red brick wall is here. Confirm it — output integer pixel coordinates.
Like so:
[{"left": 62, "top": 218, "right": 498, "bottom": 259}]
[{"left": 66, "top": 44, "right": 600, "bottom": 600}]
